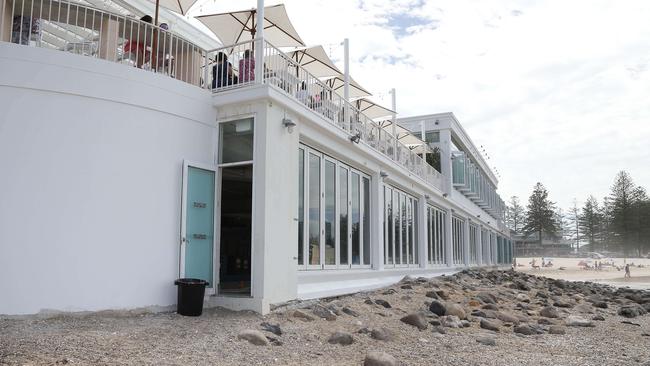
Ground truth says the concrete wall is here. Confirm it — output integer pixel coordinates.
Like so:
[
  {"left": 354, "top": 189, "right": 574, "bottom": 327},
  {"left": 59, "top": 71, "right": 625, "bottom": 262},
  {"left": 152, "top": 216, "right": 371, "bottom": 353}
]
[{"left": 0, "top": 43, "right": 216, "bottom": 314}]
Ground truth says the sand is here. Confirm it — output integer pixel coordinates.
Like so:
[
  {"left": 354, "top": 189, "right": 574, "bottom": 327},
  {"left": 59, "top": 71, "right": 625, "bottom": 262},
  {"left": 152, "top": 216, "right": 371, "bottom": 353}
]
[{"left": 516, "top": 257, "right": 650, "bottom": 290}]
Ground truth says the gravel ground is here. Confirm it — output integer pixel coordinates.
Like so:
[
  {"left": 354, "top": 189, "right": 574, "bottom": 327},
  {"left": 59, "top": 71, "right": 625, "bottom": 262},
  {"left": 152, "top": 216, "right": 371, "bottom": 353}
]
[{"left": 2, "top": 271, "right": 650, "bottom": 366}]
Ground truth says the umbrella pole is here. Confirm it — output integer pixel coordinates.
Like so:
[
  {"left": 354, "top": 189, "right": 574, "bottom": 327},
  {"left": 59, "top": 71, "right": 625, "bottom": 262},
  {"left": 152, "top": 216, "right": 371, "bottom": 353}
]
[{"left": 152, "top": 0, "right": 160, "bottom": 70}]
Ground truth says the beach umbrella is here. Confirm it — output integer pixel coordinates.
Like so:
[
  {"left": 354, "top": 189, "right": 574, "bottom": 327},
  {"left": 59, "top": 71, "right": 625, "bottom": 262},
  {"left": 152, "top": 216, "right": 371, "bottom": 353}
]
[
  {"left": 196, "top": 4, "right": 305, "bottom": 47},
  {"left": 285, "top": 45, "right": 343, "bottom": 78},
  {"left": 324, "top": 75, "right": 371, "bottom": 99},
  {"left": 148, "top": 0, "right": 198, "bottom": 28},
  {"left": 354, "top": 98, "right": 395, "bottom": 120}
]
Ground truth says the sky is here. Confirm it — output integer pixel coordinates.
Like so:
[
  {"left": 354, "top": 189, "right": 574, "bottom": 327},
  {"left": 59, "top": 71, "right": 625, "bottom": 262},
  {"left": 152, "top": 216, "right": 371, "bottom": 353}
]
[{"left": 189, "top": 0, "right": 650, "bottom": 210}]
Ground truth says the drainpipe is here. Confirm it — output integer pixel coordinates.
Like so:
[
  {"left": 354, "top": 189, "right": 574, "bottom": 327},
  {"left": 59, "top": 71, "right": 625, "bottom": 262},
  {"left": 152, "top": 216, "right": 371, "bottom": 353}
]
[{"left": 255, "top": 0, "right": 264, "bottom": 83}]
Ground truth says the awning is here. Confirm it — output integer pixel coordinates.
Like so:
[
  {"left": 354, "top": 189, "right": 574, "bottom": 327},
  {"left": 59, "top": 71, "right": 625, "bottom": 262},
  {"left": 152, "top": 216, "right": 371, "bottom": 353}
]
[
  {"left": 196, "top": 4, "right": 305, "bottom": 47},
  {"left": 378, "top": 120, "right": 432, "bottom": 152},
  {"left": 149, "top": 0, "right": 197, "bottom": 15}
]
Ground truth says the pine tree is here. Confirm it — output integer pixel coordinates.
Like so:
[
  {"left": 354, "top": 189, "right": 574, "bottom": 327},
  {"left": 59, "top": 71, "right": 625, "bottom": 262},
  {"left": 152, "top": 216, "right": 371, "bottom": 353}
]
[
  {"left": 507, "top": 196, "right": 525, "bottom": 234},
  {"left": 608, "top": 171, "right": 644, "bottom": 255},
  {"left": 523, "top": 183, "right": 558, "bottom": 245},
  {"left": 579, "top": 195, "right": 603, "bottom": 252},
  {"left": 567, "top": 199, "right": 581, "bottom": 251}
]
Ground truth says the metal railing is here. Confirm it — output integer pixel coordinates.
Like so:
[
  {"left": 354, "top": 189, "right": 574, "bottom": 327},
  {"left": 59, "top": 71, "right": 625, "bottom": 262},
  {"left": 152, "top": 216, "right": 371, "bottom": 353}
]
[
  {"left": 206, "top": 39, "right": 444, "bottom": 191},
  {"left": 1, "top": 0, "right": 205, "bottom": 85}
]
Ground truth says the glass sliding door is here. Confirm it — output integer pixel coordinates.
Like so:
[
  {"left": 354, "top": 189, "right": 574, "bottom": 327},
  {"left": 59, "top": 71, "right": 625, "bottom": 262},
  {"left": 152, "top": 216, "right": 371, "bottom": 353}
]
[
  {"left": 339, "top": 166, "right": 349, "bottom": 266},
  {"left": 383, "top": 185, "right": 419, "bottom": 267},
  {"left": 385, "top": 187, "right": 393, "bottom": 265},
  {"left": 298, "top": 144, "right": 371, "bottom": 270},
  {"left": 308, "top": 153, "right": 321, "bottom": 267},
  {"left": 324, "top": 159, "right": 336, "bottom": 266},
  {"left": 298, "top": 148, "right": 305, "bottom": 266},
  {"left": 351, "top": 172, "right": 361, "bottom": 265}
]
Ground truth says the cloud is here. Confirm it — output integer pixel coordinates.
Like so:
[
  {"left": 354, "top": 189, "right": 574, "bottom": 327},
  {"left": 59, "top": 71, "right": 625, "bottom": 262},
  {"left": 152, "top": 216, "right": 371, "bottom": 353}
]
[{"left": 194, "top": 0, "right": 650, "bottom": 209}]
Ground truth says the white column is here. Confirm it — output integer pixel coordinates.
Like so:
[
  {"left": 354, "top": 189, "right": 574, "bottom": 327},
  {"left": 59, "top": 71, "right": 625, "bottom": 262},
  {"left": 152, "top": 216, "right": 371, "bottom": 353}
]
[
  {"left": 439, "top": 129, "right": 453, "bottom": 195},
  {"left": 463, "top": 218, "right": 471, "bottom": 266},
  {"left": 444, "top": 208, "right": 453, "bottom": 266},
  {"left": 418, "top": 194, "right": 427, "bottom": 268},
  {"left": 476, "top": 225, "right": 483, "bottom": 266},
  {"left": 254, "top": 0, "right": 265, "bottom": 83},
  {"left": 372, "top": 173, "right": 384, "bottom": 270}
]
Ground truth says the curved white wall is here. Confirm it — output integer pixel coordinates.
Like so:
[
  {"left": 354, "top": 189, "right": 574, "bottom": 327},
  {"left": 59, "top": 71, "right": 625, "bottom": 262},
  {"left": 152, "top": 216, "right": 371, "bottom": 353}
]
[{"left": 0, "top": 43, "right": 217, "bottom": 315}]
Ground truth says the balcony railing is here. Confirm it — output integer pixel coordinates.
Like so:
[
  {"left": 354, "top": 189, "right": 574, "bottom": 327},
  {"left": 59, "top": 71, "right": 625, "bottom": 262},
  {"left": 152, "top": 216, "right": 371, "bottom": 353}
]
[
  {"left": 1, "top": 0, "right": 205, "bottom": 85},
  {"left": 206, "top": 39, "right": 444, "bottom": 191}
]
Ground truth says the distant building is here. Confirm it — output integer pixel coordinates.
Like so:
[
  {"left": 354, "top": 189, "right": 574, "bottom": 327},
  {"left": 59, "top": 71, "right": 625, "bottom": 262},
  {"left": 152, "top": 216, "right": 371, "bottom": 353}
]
[{"left": 513, "top": 233, "right": 572, "bottom": 256}]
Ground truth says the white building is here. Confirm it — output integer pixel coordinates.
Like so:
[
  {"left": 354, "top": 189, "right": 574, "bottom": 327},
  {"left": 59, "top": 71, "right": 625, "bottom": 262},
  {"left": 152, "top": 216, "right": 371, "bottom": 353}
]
[{"left": 0, "top": 0, "right": 513, "bottom": 315}]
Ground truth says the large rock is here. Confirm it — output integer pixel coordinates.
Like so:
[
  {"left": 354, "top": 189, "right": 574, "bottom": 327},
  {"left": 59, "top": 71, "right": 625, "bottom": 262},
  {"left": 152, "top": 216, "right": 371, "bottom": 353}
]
[
  {"left": 618, "top": 304, "right": 647, "bottom": 318},
  {"left": 237, "top": 330, "right": 270, "bottom": 346},
  {"left": 539, "top": 306, "right": 560, "bottom": 319},
  {"left": 476, "top": 336, "right": 496, "bottom": 346},
  {"left": 429, "top": 300, "right": 447, "bottom": 316},
  {"left": 495, "top": 312, "right": 520, "bottom": 324},
  {"left": 400, "top": 313, "right": 428, "bottom": 330},
  {"left": 548, "top": 325, "right": 567, "bottom": 335},
  {"left": 445, "top": 303, "right": 466, "bottom": 319},
  {"left": 513, "top": 324, "right": 543, "bottom": 335},
  {"left": 328, "top": 331, "right": 354, "bottom": 345},
  {"left": 364, "top": 351, "right": 398, "bottom": 366},
  {"left": 440, "top": 315, "right": 463, "bottom": 328},
  {"left": 312, "top": 305, "right": 337, "bottom": 321},
  {"left": 260, "top": 322, "right": 282, "bottom": 336},
  {"left": 425, "top": 291, "right": 440, "bottom": 299},
  {"left": 480, "top": 319, "right": 501, "bottom": 332},
  {"left": 375, "top": 299, "right": 392, "bottom": 309},
  {"left": 342, "top": 307, "right": 360, "bottom": 317},
  {"left": 477, "top": 292, "right": 498, "bottom": 304},
  {"left": 566, "top": 316, "right": 595, "bottom": 327},
  {"left": 370, "top": 327, "right": 393, "bottom": 341},
  {"left": 293, "top": 309, "right": 315, "bottom": 321}
]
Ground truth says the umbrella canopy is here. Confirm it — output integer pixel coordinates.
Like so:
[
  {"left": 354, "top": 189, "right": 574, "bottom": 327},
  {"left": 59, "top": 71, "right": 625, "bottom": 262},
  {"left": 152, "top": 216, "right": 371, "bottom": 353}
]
[
  {"left": 377, "top": 120, "right": 431, "bottom": 151},
  {"left": 324, "top": 75, "right": 372, "bottom": 99},
  {"left": 196, "top": 4, "right": 305, "bottom": 47},
  {"left": 149, "top": 0, "right": 198, "bottom": 15},
  {"left": 354, "top": 98, "right": 395, "bottom": 120},
  {"left": 285, "top": 45, "right": 342, "bottom": 78}
]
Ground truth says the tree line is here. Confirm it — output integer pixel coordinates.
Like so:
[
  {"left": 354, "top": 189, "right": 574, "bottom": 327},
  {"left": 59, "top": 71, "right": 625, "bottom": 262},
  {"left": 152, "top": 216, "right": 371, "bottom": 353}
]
[{"left": 507, "top": 171, "right": 650, "bottom": 257}]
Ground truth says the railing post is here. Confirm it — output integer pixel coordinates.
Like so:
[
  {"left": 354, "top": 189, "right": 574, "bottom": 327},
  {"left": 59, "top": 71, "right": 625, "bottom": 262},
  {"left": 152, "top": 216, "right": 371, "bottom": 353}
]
[
  {"left": 254, "top": 0, "right": 265, "bottom": 84},
  {"left": 203, "top": 50, "right": 209, "bottom": 89},
  {"left": 343, "top": 38, "right": 350, "bottom": 131},
  {"left": 390, "top": 88, "right": 397, "bottom": 161}
]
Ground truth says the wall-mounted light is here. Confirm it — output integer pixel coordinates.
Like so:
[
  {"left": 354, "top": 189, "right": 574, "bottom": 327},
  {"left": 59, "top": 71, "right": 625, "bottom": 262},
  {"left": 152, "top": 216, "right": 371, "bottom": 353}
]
[
  {"left": 350, "top": 132, "right": 361, "bottom": 144},
  {"left": 425, "top": 194, "right": 430, "bottom": 200},
  {"left": 380, "top": 171, "right": 389, "bottom": 179},
  {"left": 451, "top": 208, "right": 455, "bottom": 213},
  {"left": 282, "top": 118, "right": 296, "bottom": 134},
  {"left": 477, "top": 214, "right": 481, "bottom": 218},
  {"left": 443, "top": 193, "right": 448, "bottom": 198}
]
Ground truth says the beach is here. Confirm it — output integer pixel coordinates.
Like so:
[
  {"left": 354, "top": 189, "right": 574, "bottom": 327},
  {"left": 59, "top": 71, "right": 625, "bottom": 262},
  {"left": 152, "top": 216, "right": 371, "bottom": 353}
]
[{"left": 517, "top": 257, "right": 650, "bottom": 290}]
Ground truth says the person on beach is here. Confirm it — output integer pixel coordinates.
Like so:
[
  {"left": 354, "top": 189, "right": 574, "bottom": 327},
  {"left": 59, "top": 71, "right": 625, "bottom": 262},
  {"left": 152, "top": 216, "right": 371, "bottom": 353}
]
[{"left": 624, "top": 264, "right": 631, "bottom": 278}]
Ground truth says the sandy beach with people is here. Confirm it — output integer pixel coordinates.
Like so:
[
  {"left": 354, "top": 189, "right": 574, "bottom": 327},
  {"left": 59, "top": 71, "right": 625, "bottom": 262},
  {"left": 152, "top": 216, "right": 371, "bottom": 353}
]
[{"left": 516, "top": 257, "right": 650, "bottom": 290}]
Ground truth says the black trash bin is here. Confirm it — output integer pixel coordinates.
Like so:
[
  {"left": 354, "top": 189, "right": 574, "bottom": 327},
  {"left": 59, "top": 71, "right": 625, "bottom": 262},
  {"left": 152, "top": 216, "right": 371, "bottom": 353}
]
[{"left": 174, "top": 278, "right": 209, "bottom": 316}]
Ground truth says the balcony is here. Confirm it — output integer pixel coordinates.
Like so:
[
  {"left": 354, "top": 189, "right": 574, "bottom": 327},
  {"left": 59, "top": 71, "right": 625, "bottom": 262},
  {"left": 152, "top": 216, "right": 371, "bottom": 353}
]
[
  {"left": 207, "top": 39, "right": 444, "bottom": 191},
  {"left": 2, "top": 0, "right": 443, "bottom": 192},
  {"left": 452, "top": 151, "right": 505, "bottom": 221}
]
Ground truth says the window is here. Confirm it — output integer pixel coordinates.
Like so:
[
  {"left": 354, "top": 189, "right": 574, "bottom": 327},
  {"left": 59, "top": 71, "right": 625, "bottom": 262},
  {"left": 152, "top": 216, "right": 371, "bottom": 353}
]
[
  {"left": 427, "top": 206, "right": 446, "bottom": 265},
  {"left": 298, "top": 145, "right": 371, "bottom": 270},
  {"left": 219, "top": 118, "right": 254, "bottom": 164},
  {"left": 481, "top": 229, "right": 490, "bottom": 264},
  {"left": 383, "top": 185, "right": 418, "bottom": 267},
  {"left": 469, "top": 223, "right": 478, "bottom": 264},
  {"left": 452, "top": 216, "right": 465, "bottom": 265}
]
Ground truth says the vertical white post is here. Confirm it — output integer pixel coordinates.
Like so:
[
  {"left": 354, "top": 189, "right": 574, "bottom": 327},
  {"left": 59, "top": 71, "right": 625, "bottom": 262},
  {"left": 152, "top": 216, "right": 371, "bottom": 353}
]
[
  {"left": 420, "top": 120, "right": 426, "bottom": 171},
  {"left": 343, "top": 38, "right": 350, "bottom": 131},
  {"left": 477, "top": 226, "right": 483, "bottom": 266},
  {"left": 255, "top": 0, "right": 264, "bottom": 83},
  {"left": 463, "top": 218, "right": 471, "bottom": 266},
  {"left": 372, "top": 172, "right": 384, "bottom": 271},
  {"left": 444, "top": 209, "right": 453, "bottom": 267},
  {"left": 439, "top": 129, "right": 453, "bottom": 195},
  {"left": 390, "top": 88, "right": 397, "bottom": 160},
  {"left": 418, "top": 194, "right": 427, "bottom": 268}
]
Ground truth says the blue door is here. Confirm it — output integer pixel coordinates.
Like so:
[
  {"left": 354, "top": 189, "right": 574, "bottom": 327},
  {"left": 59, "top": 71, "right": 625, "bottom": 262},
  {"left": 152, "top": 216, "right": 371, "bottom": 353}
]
[{"left": 183, "top": 166, "right": 215, "bottom": 287}]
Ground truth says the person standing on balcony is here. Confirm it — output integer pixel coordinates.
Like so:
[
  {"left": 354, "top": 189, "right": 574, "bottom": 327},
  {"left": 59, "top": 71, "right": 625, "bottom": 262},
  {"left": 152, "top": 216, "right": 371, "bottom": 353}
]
[
  {"left": 239, "top": 50, "right": 255, "bottom": 83},
  {"left": 212, "top": 52, "right": 234, "bottom": 89},
  {"left": 123, "top": 15, "right": 153, "bottom": 69}
]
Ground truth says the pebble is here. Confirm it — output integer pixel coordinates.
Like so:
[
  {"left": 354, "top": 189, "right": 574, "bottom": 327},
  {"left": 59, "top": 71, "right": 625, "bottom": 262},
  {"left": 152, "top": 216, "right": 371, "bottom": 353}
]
[
  {"left": 237, "top": 330, "right": 269, "bottom": 346},
  {"left": 566, "top": 316, "right": 595, "bottom": 327},
  {"left": 293, "top": 309, "right": 315, "bottom": 322},
  {"left": 260, "top": 322, "right": 282, "bottom": 336},
  {"left": 375, "top": 299, "right": 392, "bottom": 309},
  {"left": 548, "top": 325, "right": 567, "bottom": 335},
  {"left": 327, "top": 331, "right": 354, "bottom": 345},
  {"left": 342, "top": 306, "right": 360, "bottom": 317},
  {"left": 400, "top": 313, "right": 428, "bottom": 330},
  {"left": 429, "top": 300, "right": 447, "bottom": 316},
  {"left": 539, "top": 306, "right": 560, "bottom": 318},
  {"left": 371, "top": 327, "right": 393, "bottom": 341},
  {"left": 480, "top": 319, "right": 500, "bottom": 332},
  {"left": 312, "top": 305, "right": 337, "bottom": 321},
  {"left": 476, "top": 336, "right": 496, "bottom": 346},
  {"left": 364, "top": 351, "right": 397, "bottom": 366},
  {"left": 445, "top": 303, "right": 466, "bottom": 319}
]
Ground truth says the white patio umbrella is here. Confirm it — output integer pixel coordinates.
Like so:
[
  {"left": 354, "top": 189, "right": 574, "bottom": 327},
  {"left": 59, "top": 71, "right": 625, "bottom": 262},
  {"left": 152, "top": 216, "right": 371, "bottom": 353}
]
[
  {"left": 354, "top": 98, "right": 395, "bottom": 120},
  {"left": 324, "top": 75, "right": 372, "bottom": 99},
  {"left": 196, "top": 4, "right": 305, "bottom": 47},
  {"left": 148, "top": 0, "right": 198, "bottom": 26},
  {"left": 285, "top": 45, "right": 342, "bottom": 78}
]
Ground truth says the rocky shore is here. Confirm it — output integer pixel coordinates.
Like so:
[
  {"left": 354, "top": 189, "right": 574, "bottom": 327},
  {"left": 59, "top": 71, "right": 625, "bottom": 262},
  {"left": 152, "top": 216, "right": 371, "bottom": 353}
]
[{"left": 2, "top": 270, "right": 650, "bottom": 365}]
